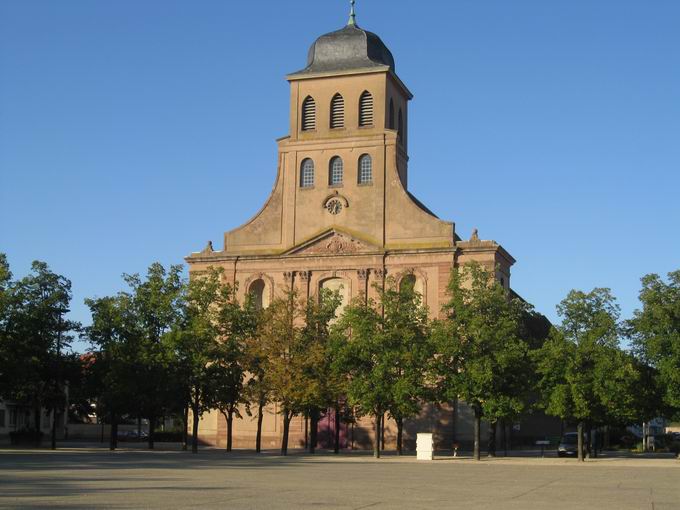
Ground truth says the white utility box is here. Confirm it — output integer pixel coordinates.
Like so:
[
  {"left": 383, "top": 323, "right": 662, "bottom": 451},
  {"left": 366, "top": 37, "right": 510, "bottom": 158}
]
[{"left": 416, "top": 433, "right": 434, "bottom": 461}]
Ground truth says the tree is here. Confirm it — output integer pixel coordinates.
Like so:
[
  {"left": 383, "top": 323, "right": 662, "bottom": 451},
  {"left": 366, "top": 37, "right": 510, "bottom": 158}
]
[
  {"left": 433, "top": 262, "right": 530, "bottom": 460},
  {"left": 210, "top": 282, "right": 258, "bottom": 453},
  {"left": 0, "top": 260, "right": 79, "bottom": 448},
  {"left": 258, "top": 288, "right": 326, "bottom": 455},
  {"left": 299, "top": 288, "right": 343, "bottom": 454},
  {"left": 381, "top": 277, "right": 432, "bottom": 455},
  {"left": 243, "top": 310, "right": 270, "bottom": 453},
  {"left": 629, "top": 270, "right": 680, "bottom": 430},
  {"left": 534, "top": 288, "right": 631, "bottom": 461},
  {"left": 83, "top": 294, "right": 139, "bottom": 450},
  {"left": 167, "top": 268, "right": 222, "bottom": 454},
  {"left": 122, "top": 263, "right": 183, "bottom": 449},
  {"left": 334, "top": 290, "right": 393, "bottom": 459},
  {"left": 257, "top": 289, "right": 300, "bottom": 455}
]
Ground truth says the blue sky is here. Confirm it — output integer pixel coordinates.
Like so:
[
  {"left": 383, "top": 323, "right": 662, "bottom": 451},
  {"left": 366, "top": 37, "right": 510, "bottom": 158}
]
[{"left": 1, "top": 1, "right": 679, "bottom": 351}]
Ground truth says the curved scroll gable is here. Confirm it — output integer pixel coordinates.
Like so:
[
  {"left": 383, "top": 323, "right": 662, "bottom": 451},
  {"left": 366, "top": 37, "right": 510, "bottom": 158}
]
[
  {"left": 384, "top": 143, "right": 456, "bottom": 249},
  {"left": 223, "top": 155, "right": 286, "bottom": 254}
]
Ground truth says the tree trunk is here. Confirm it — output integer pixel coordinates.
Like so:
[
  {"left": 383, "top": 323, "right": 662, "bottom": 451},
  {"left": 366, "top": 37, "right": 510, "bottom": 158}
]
[
  {"left": 604, "top": 425, "right": 610, "bottom": 450},
  {"left": 226, "top": 410, "right": 234, "bottom": 452},
  {"left": 51, "top": 409, "right": 58, "bottom": 450},
  {"left": 373, "top": 413, "right": 381, "bottom": 459},
  {"left": 182, "top": 405, "right": 189, "bottom": 451},
  {"left": 585, "top": 423, "right": 592, "bottom": 458},
  {"left": 577, "top": 421, "right": 585, "bottom": 462},
  {"left": 502, "top": 419, "right": 508, "bottom": 457},
  {"left": 396, "top": 416, "right": 403, "bottom": 455},
  {"left": 110, "top": 413, "right": 118, "bottom": 451},
  {"left": 304, "top": 413, "right": 308, "bottom": 450},
  {"left": 34, "top": 406, "right": 41, "bottom": 446},
  {"left": 351, "top": 421, "right": 355, "bottom": 450},
  {"left": 381, "top": 413, "right": 386, "bottom": 451},
  {"left": 148, "top": 416, "right": 156, "bottom": 450},
  {"left": 255, "top": 402, "right": 264, "bottom": 453},
  {"left": 309, "top": 408, "right": 318, "bottom": 454},
  {"left": 473, "top": 407, "right": 481, "bottom": 461},
  {"left": 334, "top": 406, "right": 341, "bottom": 454},
  {"left": 191, "top": 405, "right": 200, "bottom": 454},
  {"left": 281, "top": 411, "right": 291, "bottom": 456},
  {"left": 451, "top": 398, "right": 458, "bottom": 447},
  {"left": 488, "top": 420, "right": 497, "bottom": 457}
]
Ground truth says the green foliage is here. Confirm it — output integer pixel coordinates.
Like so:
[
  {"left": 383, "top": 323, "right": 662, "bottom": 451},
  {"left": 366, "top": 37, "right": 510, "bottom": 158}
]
[
  {"left": 258, "top": 288, "right": 340, "bottom": 421},
  {"left": 434, "top": 262, "right": 532, "bottom": 424},
  {"left": 0, "top": 258, "right": 80, "bottom": 429},
  {"left": 83, "top": 263, "right": 184, "bottom": 445},
  {"left": 334, "top": 276, "right": 433, "bottom": 456},
  {"left": 167, "top": 267, "right": 223, "bottom": 421},
  {"left": 209, "top": 279, "right": 259, "bottom": 450},
  {"left": 629, "top": 270, "right": 680, "bottom": 420},
  {"left": 255, "top": 287, "right": 341, "bottom": 454},
  {"left": 534, "top": 288, "right": 647, "bottom": 429}
]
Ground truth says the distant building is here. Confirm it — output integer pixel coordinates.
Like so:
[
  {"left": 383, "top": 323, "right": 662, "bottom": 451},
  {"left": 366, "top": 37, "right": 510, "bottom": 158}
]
[
  {"left": 0, "top": 400, "right": 65, "bottom": 440},
  {"left": 186, "top": 9, "right": 557, "bottom": 450}
]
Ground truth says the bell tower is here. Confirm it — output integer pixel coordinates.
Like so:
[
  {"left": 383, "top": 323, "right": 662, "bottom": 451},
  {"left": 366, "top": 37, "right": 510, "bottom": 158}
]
[
  {"left": 286, "top": 13, "right": 412, "bottom": 186},
  {"left": 190, "top": 6, "right": 456, "bottom": 255}
]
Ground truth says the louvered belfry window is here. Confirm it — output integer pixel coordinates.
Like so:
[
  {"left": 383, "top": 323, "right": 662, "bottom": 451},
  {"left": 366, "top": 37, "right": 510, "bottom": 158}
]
[
  {"left": 330, "top": 93, "right": 345, "bottom": 129},
  {"left": 302, "top": 96, "right": 316, "bottom": 131},
  {"left": 359, "top": 91, "right": 374, "bottom": 127}
]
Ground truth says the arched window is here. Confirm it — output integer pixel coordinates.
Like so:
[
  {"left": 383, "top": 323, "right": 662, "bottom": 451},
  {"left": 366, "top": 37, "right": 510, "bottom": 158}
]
[
  {"left": 400, "top": 274, "right": 416, "bottom": 293},
  {"left": 320, "top": 278, "right": 350, "bottom": 323},
  {"left": 330, "top": 93, "right": 345, "bottom": 129},
  {"left": 398, "top": 109, "right": 404, "bottom": 142},
  {"left": 389, "top": 99, "right": 395, "bottom": 129},
  {"left": 359, "top": 91, "right": 374, "bottom": 127},
  {"left": 358, "top": 154, "right": 372, "bottom": 184},
  {"left": 399, "top": 273, "right": 425, "bottom": 303},
  {"left": 302, "top": 96, "right": 316, "bottom": 131},
  {"left": 300, "top": 158, "right": 314, "bottom": 188},
  {"left": 249, "top": 279, "right": 266, "bottom": 310},
  {"left": 329, "top": 156, "right": 343, "bottom": 186}
]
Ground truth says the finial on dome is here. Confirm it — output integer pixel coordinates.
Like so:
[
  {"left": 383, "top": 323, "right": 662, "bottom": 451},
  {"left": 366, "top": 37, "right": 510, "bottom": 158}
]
[{"left": 348, "top": 0, "right": 357, "bottom": 26}]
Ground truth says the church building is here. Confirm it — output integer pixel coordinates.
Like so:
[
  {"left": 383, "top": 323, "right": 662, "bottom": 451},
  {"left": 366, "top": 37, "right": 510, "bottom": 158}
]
[{"left": 187, "top": 7, "right": 518, "bottom": 450}]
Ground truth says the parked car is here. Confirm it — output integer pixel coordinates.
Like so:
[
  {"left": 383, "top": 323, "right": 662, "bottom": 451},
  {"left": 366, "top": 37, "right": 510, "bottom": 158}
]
[
  {"left": 557, "top": 432, "right": 579, "bottom": 457},
  {"left": 117, "top": 430, "right": 148, "bottom": 441}
]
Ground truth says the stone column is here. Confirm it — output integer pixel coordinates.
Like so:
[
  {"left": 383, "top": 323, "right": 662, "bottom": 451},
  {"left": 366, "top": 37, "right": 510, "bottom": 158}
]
[
  {"left": 370, "top": 268, "right": 387, "bottom": 306},
  {"left": 283, "top": 271, "right": 295, "bottom": 293},
  {"left": 357, "top": 269, "right": 369, "bottom": 302},
  {"left": 299, "top": 271, "right": 312, "bottom": 299}
]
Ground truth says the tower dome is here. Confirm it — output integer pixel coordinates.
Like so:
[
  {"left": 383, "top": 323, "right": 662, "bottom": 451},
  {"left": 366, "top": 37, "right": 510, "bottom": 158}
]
[{"left": 291, "top": 24, "right": 395, "bottom": 76}]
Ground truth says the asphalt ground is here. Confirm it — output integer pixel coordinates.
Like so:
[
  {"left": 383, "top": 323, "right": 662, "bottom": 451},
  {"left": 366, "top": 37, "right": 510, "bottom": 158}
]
[{"left": 0, "top": 447, "right": 678, "bottom": 509}]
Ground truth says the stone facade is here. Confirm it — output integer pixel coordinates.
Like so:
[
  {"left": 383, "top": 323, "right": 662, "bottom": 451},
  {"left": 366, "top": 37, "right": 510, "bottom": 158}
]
[{"left": 186, "top": 18, "right": 521, "bottom": 451}]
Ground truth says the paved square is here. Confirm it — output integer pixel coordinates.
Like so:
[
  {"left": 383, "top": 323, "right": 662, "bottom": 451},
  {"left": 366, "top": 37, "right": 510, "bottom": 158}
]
[{"left": 1, "top": 448, "right": 678, "bottom": 509}]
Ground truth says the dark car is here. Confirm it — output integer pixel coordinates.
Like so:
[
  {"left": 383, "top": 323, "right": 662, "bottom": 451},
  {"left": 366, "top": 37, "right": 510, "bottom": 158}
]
[
  {"left": 557, "top": 432, "right": 579, "bottom": 457},
  {"left": 117, "top": 430, "right": 148, "bottom": 441}
]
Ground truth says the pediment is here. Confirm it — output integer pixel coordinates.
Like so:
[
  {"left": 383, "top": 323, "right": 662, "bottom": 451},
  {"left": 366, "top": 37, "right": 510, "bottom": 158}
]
[{"left": 285, "top": 230, "right": 379, "bottom": 256}]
